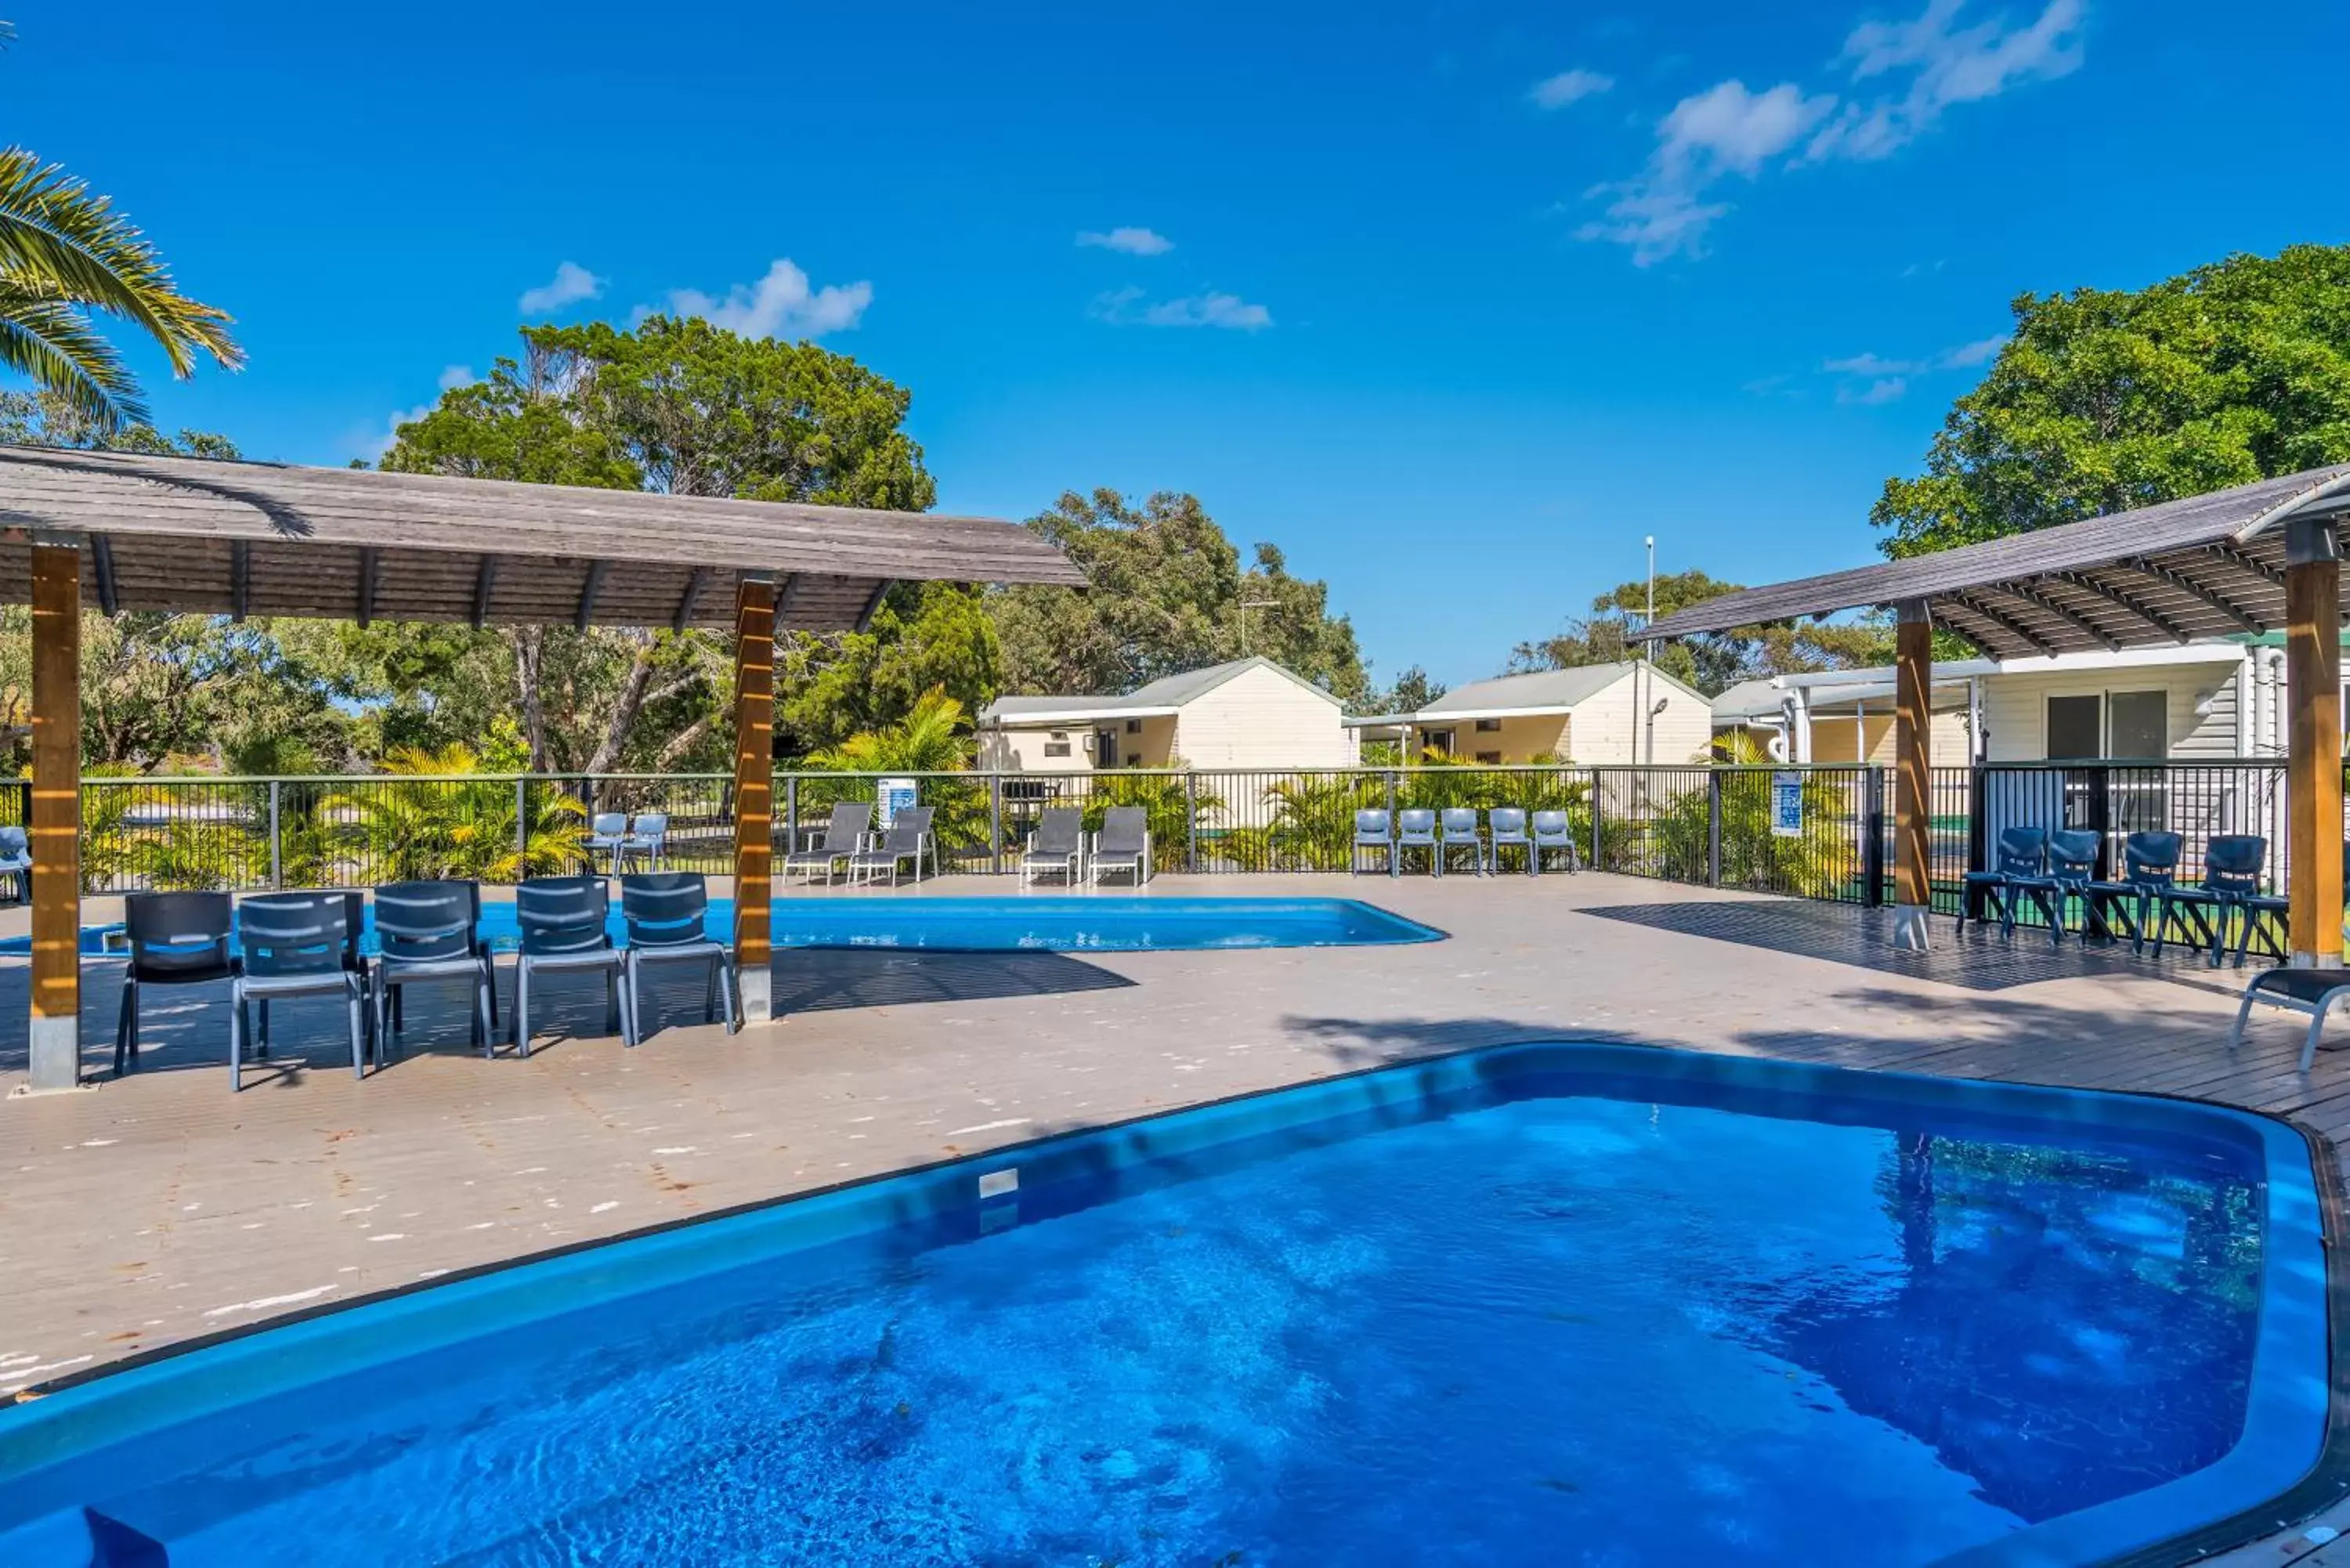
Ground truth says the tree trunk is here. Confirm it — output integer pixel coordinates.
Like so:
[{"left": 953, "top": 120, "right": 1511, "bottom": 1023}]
[
  {"left": 584, "top": 629, "right": 659, "bottom": 775},
  {"left": 512, "top": 627, "right": 551, "bottom": 771}
]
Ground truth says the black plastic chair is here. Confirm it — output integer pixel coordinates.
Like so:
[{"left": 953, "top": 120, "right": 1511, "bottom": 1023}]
[
  {"left": 2084, "top": 830, "right": 2182, "bottom": 953},
  {"left": 620, "top": 873, "right": 738, "bottom": 1041},
  {"left": 512, "top": 876, "right": 632, "bottom": 1054},
  {"left": 231, "top": 892, "right": 367, "bottom": 1091},
  {"left": 2156, "top": 835, "right": 2275, "bottom": 968},
  {"left": 116, "top": 891, "right": 236, "bottom": 1078},
  {"left": 371, "top": 880, "right": 496, "bottom": 1063},
  {"left": 2007, "top": 828, "right": 2101, "bottom": 945},
  {"left": 1956, "top": 826, "right": 2048, "bottom": 938}
]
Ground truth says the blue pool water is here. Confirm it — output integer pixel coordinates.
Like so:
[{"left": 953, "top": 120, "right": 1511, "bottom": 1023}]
[
  {"left": 0, "top": 1045, "right": 2327, "bottom": 1567},
  {"left": 16, "top": 894, "right": 1441, "bottom": 956}
]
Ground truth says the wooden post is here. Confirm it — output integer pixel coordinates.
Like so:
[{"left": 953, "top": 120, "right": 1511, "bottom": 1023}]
[
  {"left": 2285, "top": 518, "right": 2342, "bottom": 968},
  {"left": 1892, "top": 598, "right": 1933, "bottom": 951},
  {"left": 732, "top": 576, "right": 778, "bottom": 1021},
  {"left": 27, "top": 541, "right": 81, "bottom": 1090}
]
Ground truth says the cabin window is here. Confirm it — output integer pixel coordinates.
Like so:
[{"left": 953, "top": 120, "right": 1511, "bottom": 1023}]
[
  {"left": 1421, "top": 728, "right": 1455, "bottom": 757},
  {"left": 1043, "top": 730, "right": 1071, "bottom": 759},
  {"left": 1474, "top": 718, "right": 1502, "bottom": 733},
  {"left": 2106, "top": 690, "right": 2167, "bottom": 759},
  {"left": 1126, "top": 753, "right": 1141, "bottom": 768},
  {"left": 2044, "top": 695, "right": 2102, "bottom": 760},
  {"left": 1475, "top": 750, "right": 1502, "bottom": 764},
  {"left": 1125, "top": 718, "right": 1143, "bottom": 735}
]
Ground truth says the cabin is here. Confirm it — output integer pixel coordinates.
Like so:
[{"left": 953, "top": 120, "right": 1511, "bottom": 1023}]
[
  {"left": 976, "top": 656, "right": 1356, "bottom": 772},
  {"left": 1345, "top": 663, "right": 1715, "bottom": 765}
]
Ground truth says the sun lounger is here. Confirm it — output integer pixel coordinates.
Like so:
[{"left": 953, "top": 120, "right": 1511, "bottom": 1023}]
[
  {"left": 1090, "top": 807, "right": 1151, "bottom": 887},
  {"left": 1021, "top": 806, "right": 1085, "bottom": 887},
  {"left": 783, "top": 801, "right": 871, "bottom": 886}
]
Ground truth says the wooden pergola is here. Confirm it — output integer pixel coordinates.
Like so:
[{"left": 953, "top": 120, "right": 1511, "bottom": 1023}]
[
  {"left": 1646, "top": 465, "right": 2350, "bottom": 955},
  {"left": 0, "top": 445, "right": 1086, "bottom": 1093}
]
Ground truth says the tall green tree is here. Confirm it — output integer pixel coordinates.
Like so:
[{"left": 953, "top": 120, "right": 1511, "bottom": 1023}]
[
  {"left": 1510, "top": 570, "right": 1889, "bottom": 695},
  {"left": 990, "top": 489, "right": 1369, "bottom": 703},
  {"left": 1875, "top": 244, "right": 2350, "bottom": 557},
  {"left": 380, "top": 319, "right": 940, "bottom": 771},
  {"left": 0, "top": 146, "right": 240, "bottom": 431}
]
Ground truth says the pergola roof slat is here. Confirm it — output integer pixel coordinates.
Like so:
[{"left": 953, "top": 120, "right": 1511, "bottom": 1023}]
[
  {"left": 0, "top": 444, "right": 1085, "bottom": 630},
  {"left": 1646, "top": 465, "right": 2350, "bottom": 646}
]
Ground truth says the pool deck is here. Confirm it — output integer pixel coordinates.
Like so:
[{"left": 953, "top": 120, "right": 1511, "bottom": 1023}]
[{"left": 5, "top": 869, "right": 2348, "bottom": 1561}]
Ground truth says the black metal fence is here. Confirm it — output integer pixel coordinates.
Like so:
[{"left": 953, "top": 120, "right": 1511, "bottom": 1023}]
[{"left": 14, "top": 762, "right": 2314, "bottom": 932}]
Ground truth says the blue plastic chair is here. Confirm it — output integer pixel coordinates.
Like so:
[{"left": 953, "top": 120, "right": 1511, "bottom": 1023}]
[
  {"left": 371, "top": 880, "right": 496, "bottom": 1062},
  {"left": 1435, "top": 808, "right": 1485, "bottom": 876},
  {"left": 1488, "top": 808, "right": 1534, "bottom": 875},
  {"left": 232, "top": 892, "right": 367, "bottom": 1091},
  {"left": 0, "top": 824, "right": 30, "bottom": 903},
  {"left": 511, "top": 876, "right": 634, "bottom": 1053},
  {"left": 2085, "top": 830, "right": 2182, "bottom": 953},
  {"left": 2008, "top": 828, "right": 2101, "bottom": 945},
  {"left": 2158, "top": 836, "right": 2278, "bottom": 968},
  {"left": 1352, "top": 809, "right": 1395, "bottom": 875},
  {"left": 1530, "top": 810, "right": 1581, "bottom": 875},
  {"left": 1394, "top": 809, "right": 1437, "bottom": 876},
  {"left": 1956, "top": 826, "right": 2048, "bottom": 938},
  {"left": 620, "top": 873, "right": 737, "bottom": 1041}
]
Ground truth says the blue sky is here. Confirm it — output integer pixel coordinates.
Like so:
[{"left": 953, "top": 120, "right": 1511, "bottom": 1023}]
[{"left": 13, "top": 0, "right": 2348, "bottom": 687}]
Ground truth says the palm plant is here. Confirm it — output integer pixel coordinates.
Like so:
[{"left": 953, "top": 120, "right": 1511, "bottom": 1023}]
[
  {"left": 0, "top": 148, "right": 242, "bottom": 432},
  {"left": 800, "top": 688, "right": 988, "bottom": 856},
  {"left": 326, "top": 745, "right": 584, "bottom": 883},
  {"left": 1080, "top": 768, "right": 1221, "bottom": 873},
  {"left": 1228, "top": 773, "right": 1384, "bottom": 871}
]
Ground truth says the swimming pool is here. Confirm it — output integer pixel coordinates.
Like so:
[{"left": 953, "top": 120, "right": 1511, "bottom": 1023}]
[
  {"left": 0, "top": 1043, "right": 2330, "bottom": 1566},
  {"left": 12, "top": 894, "right": 1444, "bottom": 956}
]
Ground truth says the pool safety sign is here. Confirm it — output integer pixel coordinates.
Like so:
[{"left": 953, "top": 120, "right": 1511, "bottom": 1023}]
[
  {"left": 877, "top": 777, "right": 918, "bottom": 830},
  {"left": 1771, "top": 772, "right": 1803, "bottom": 838}
]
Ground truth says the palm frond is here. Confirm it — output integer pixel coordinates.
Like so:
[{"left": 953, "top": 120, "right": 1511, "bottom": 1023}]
[
  {"left": 0, "top": 287, "right": 146, "bottom": 428},
  {"left": 0, "top": 149, "right": 241, "bottom": 390}
]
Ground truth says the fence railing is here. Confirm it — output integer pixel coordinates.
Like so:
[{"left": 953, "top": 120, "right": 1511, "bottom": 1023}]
[{"left": 12, "top": 763, "right": 2319, "bottom": 942}]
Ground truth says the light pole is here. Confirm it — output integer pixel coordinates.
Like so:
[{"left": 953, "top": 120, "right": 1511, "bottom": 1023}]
[{"left": 1640, "top": 535, "right": 1656, "bottom": 764}]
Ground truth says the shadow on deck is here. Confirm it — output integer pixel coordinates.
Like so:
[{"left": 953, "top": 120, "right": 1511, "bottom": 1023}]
[{"left": 1577, "top": 899, "right": 2252, "bottom": 993}]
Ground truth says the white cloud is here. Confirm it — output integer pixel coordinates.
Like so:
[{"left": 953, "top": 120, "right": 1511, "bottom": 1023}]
[
  {"left": 1841, "top": 376, "right": 1910, "bottom": 406},
  {"left": 1808, "top": 0, "right": 2084, "bottom": 162},
  {"left": 1579, "top": 2, "right": 2084, "bottom": 264},
  {"left": 1938, "top": 332, "right": 2007, "bottom": 367},
  {"left": 648, "top": 258, "right": 871, "bottom": 339},
  {"left": 1530, "top": 68, "right": 1614, "bottom": 109},
  {"left": 1656, "top": 80, "right": 1837, "bottom": 179},
  {"left": 517, "top": 261, "right": 606, "bottom": 315},
  {"left": 1576, "top": 79, "right": 1832, "bottom": 265},
  {"left": 363, "top": 364, "right": 477, "bottom": 458},
  {"left": 1817, "top": 333, "right": 2006, "bottom": 402},
  {"left": 1091, "top": 287, "right": 1273, "bottom": 331},
  {"left": 1077, "top": 226, "right": 1174, "bottom": 256}
]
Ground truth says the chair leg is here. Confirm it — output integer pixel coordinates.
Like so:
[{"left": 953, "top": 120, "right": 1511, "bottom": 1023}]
[
  {"left": 114, "top": 975, "right": 134, "bottom": 1075},
  {"left": 2231, "top": 981, "right": 2261, "bottom": 1057},
  {"left": 475, "top": 963, "right": 496, "bottom": 1058},
  {"left": 703, "top": 958, "right": 718, "bottom": 1024},
  {"left": 606, "top": 966, "right": 623, "bottom": 1042},
  {"left": 348, "top": 978, "right": 365, "bottom": 1081},
  {"left": 512, "top": 960, "right": 530, "bottom": 1058},
  {"left": 2305, "top": 992, "right": 2344, "bottom": 1075},
  {"left": 228, "top": 984, "right": 244, "bottom": 1093},
  {"left": 257, "top": 995, "right": 270, "bottom": 1057},
  {"left": 373, "top": 973, "right": 393, "bottom": 1068}
]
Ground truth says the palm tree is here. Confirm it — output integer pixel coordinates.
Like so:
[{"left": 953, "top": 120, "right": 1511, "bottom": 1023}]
[
  {"left": 804, "top": 688, "right": 973, "bottom": 773},
  {"left": 0, "top": 146, "right": 241, "bottom": 431}
]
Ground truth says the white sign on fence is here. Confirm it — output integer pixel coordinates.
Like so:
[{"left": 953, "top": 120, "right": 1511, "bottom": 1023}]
[
  {"left": 877, "top": 777, "right": 918, "bottom": 830},
  {"left": 1771, "top": 771, "right": 1804, "bottom": 838}
]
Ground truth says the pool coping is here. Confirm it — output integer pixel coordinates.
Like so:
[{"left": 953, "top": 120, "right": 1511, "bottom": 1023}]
[{"left": 1, "top": 1038, "right": 2341, "bottom": 1567}]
